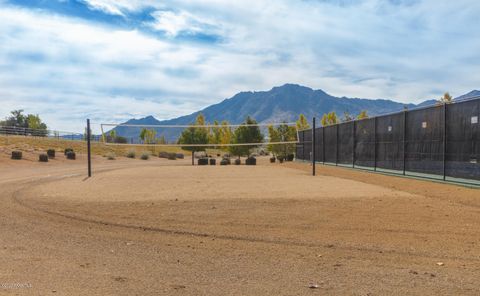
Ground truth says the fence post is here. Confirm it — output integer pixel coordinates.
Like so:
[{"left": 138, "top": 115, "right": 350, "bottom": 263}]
[
  {"left": 373, "top": 117, "right": 377, "bottom": 171},
  {"left": 403, "top": 110, "right": 407, "bottom": 175},
  {"left": 335, "top": 124, "right": 339, "bottom": 166},
  {"left": 312, "top": 118, "right": 316, "bottom": 176},
  {"left": 87, "top": 119, "right": 92, "bottom": 178},
  {"left": 352, "top": 121, "right": 356, "bottom": 168},
  {"left": 443, "top": 103, "right": 447, "bottom": 181}
]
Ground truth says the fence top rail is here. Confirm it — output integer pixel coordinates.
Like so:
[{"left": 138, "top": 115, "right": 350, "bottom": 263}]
[
  {"left": 0, "top": 125, "right": 83, "bottom": 136},
  {"left": 299, "top": 95, "right": 480, "bottom": 131}
]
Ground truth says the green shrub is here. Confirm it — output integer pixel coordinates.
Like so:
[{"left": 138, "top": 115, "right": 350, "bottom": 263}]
[
  {"left": 64, "top": 148, "right": 73, "bottom": 155},
  {"left": 47, "top": 149, "right": 55, "bottom": 158},
  {"left": 198, "top": 158, "right": 208, "bottom": 165},
  {"left": 66, "top": 151, "right": 76, "bottom": 160},
  {"left": 158, "top": 151, "right": 169, "bottom": 158},
  {"left": 39, "top": 154, "right": 49, "bottom": 162},
  {"left": 245, "top": 157, "right": 256, "bottom": 165},
  {"left": 11, "top": 151, "right": 22, "bottom": 160},
  {"left": 140, "top": 152, "right": 150, "bottom": 160},
  {"left": 126, "top": 149, "right": 136, "bottom": 158},
  {"left": 106, "top": 152, "right": 116, "bottom": 160}
]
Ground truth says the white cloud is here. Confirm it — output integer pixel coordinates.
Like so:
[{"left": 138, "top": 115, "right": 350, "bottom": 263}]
[{"left": 0, "top": 1, "right": 479, "bottom": 132}]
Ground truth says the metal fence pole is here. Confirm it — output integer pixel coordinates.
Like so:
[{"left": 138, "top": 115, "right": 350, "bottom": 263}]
[
  {"left": 352, "top": 121, "right": 356, "bottom": 168},
  {"left": 373, "top": 117, "right": 377, "bottom": 171},
  {"left": 302, "top": 130, "right": 305, "bottom": 161},
  {"left": 87, "top": 119, "right": 92, "bottom": 178},
  {"left": 403, "top": 110, "right": 407, "bottom": 175},
  {"left": 443, "top": 103, "right": 447, "bottom": 181},
  {"left": 312, "top": 118, "right": 316, "bottom": 176},
  {"left": 335, "top": 124, "right": 339, "bottom": 166}
]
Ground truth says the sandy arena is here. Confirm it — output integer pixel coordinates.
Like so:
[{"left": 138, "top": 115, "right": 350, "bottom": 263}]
[{"left": 0, "top": 156, "right": 479, "bottom": 295}]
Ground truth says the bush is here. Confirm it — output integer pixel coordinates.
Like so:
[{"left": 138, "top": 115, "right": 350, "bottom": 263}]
[
  {"left": 234, "top": 158, "right": 241, "bottom": 165},
  {"left": 245, "top": 157, "right": 256, "bottom": 165},
  {"left": 198, "top": 158, "right": 208, "bottom": 165},
  {"left": 66, "top": 151, "right": 76, "bottom": 160},
  {"left": 220, "top": 159, "right": 229, "bottom": 165},
  {"left": 39, "top": 154, "right": 49, "bottom": 162},
  {"left": 11, "top": 151, "right": 22, "bottom": 160},
  {"left": 47, "top": 149, "right": 55, "bottom": 158},
  {"left": 270, "top": 157, "right": 276, "bottom": 163},
  {"left": 126, "top": 149, "right": 136, "bottom": 158},
  {"left": 64, "top": 148, "right": 73, "bottom": 155},
  {"left": 176, "top": 153, "right": 184, "bottom": 159},
  {"left": 158, "top": 151, "right": 169, "bottom": 158},
  {"left": 140, "top": 152, "right": 150, "bottom": 160},
  {"left": 209, "top": 158, "right": 216, "bottom": 165},
  {"left": 287, "top": 154, "right": 295, "bottom": 161},
  {"left": 168, "top": 153, "right": 177, "bottom": 160},
  {"left": 106, "top": 152, "right": 116, "bottom": 160}
]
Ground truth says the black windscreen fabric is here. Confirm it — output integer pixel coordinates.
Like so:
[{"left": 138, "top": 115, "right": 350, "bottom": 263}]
[
  {"left": 338, "top": 121, "right": 354, "bottom": 164},
  {"left": 355, "top": 118, "right": 375, "bottom": 167},
  {"left": 303, "top": 129, "right": 312, "bottom": 161},
  {"left": 376, "top": 113, "right": 405, "bottom": 171},
  {"left": 324, "top": 125, "right": 337, "bottom": 163},
  {"left": 405, "top": 106, "right": 444, "bottom": 175},
  {"left": 445, "top": 100, "right": 480, "bottom": 180},
  {"left": 314, "top": 128, "right": 324, "bottom": 162}
]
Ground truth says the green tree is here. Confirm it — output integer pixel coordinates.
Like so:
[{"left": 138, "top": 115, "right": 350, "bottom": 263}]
[
  {"left": 268, "top": 122, "right": 296, "bottom": 158},
  {"left": 229, "top": 116, "right": 263, "bottom": 158},
  {"left": 438, "top": 92, "right": 453, "bottom": 105},
  {"left": 357, "top": 110, "right": 369, "bottom": 119},
  {"left": 321, "top": 111, "right": 338, "bottom": 126},
  {"left": 296, "top": 114, "right": 310, "bottom": 130},
  {"left": 177, "top": 113, "right": 209, "bottom": 152},
  {"left": 140, "top": 128, "right": 156, "bottom": 144},
  {"left": 109, "top": 130, "right": 117, "bottom": 143}
]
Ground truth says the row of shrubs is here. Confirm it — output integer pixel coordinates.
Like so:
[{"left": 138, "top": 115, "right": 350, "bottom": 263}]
[
  {"left": 122, "top": 150, "right": 185, "bottom": 161},
  {"left": 270, "top": 154, "right": 295, "bottom": 163},
  {"left": 11, "top": 148, "right": 76, "bottom": 162},
  {"left": 197, "top": 156, "right": 257, "bottom": 166}
]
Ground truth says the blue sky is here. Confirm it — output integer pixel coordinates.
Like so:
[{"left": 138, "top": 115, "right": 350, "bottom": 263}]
[{"left": 0, "top": 0, "right": 479, "bottom": 132}]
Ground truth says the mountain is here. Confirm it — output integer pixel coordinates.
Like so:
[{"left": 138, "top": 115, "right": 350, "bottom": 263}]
[
  {"left": 456, "top": 90, "right": 480, "bottom": 101},
  {"left": 112, "top": 84, "right": 475, "bottom": 142}
]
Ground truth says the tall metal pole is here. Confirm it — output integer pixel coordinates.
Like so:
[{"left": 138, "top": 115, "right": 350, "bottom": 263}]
[
  {"left": 373, "top": 117, "right": 377, "bottom": 171},
  {"left": 443, "top": 103, "right": 447, "bottom": 181},
  {"left": 335, "top": 124, "right": 339, "bottom": 166},
  {"left": 312, "top": 118, "right": 316, "bottom": 176},
  {"left": 352, "top": 121, "right": 356, "bottom": 168},
  {"left": 403, "top": 110, "right": 407, "bottom": 175},
  {"left": 87, "top": 119, "right": 92, "bottom": 177}
]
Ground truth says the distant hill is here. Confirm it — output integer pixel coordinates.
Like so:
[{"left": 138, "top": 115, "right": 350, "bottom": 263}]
[{"left": 112, "top": 84, "right": 476, "bottom": 142}]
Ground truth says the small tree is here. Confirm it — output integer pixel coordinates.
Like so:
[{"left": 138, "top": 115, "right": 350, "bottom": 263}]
[
  {"left": 357, "top": 110, "right": 369, "bottom": 119},
  {"left": 296, "top": 114, "right": 310, "bottom": 130},
  {"left": 438, "top": 92, "right": 453, "bottom": 105},
  {"left": 109, "top": 130, "right": 117, "bottom": 143},
  {"left": 321, "top": 111, "right": 338, "bottom": 126},
  {"left": 268, "top": 122, "right": 296, "bottom": 158},
  {"left": 178, "top": 113, "right": 209, "bottom": 153},
  {"left": 229, "top": 116, "right": 263, "bottom": 159}
]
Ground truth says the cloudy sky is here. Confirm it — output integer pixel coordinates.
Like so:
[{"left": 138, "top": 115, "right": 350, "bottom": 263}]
[{"left": 0, "top": 0, "right": 479, "bottom": 132}]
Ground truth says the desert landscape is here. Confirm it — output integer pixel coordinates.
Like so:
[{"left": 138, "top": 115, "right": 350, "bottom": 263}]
[{"left": 0, "top": 139, "right": 479, "bottom": 295}]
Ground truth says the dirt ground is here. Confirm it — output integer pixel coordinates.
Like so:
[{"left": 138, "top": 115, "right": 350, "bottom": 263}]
[{"left": 0, "top": 154, "right": 479, "bottom": 295}]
